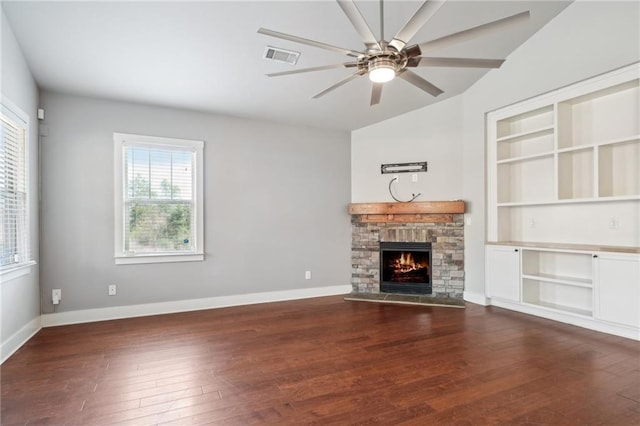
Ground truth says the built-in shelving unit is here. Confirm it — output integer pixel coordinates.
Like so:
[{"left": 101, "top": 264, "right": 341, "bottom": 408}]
[
  {"left": 485, "top": 63, "right": 640, "bottom": 340},
  {"left": 488, "top": 63, "right": 640, "bottom": 246}
]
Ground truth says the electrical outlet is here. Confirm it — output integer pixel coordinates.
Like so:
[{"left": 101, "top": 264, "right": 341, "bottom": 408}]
[
  {"left": 411, "top": 173, "right": 418, "bottom": 182},
  {"left": 608, "top": 218, "right": 619, "bottom": 229},
  {"left": 52, "top": 289, "right": 62, "bottom": 305},
  {"left": 305, "top": 270, "right": 311, "bottom": 280},
  {"left": 108, "top": 284, "right": 117, "bottom": 296}
]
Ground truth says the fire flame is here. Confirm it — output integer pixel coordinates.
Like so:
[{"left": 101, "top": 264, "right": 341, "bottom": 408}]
[{"left": 393, "top": 252, "right": 425, "bottom": 273}]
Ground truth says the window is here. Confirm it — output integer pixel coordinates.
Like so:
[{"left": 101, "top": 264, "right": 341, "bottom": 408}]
[
  {"left": 0, "top": 97, "right": 34, "bottom": 280},
  {"left": 114, "top": 133, "right": 204, "bottom": 264}
]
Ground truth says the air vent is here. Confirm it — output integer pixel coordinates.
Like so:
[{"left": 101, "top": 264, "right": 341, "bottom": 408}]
[{"left": 263, "top": 46, "right": 300, "bottom": 65}]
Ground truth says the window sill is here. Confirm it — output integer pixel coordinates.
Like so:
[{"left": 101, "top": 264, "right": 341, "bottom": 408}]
[
  {"left": 115, "top": 253, "right": 204, "bottom": 265},
  {"left": 0, "top": 261, "right": 37, "bottom": 283}
]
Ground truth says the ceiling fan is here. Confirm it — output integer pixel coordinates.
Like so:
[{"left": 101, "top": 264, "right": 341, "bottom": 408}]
[{"left": 258, "top": 0, "right": 530, "bottom": 105}]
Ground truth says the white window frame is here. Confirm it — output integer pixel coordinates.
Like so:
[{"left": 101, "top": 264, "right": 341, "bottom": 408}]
[
  {"left": 114, "top": 132, "right": 204, "bottom": 265},
  {"left": 0, "top": 96, "right": 35, "bottom": 282}
]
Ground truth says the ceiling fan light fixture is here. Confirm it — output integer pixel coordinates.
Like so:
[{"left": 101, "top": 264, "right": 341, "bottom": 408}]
[{"left": 368, "top": 58, "right": 397, "bottom": 83}]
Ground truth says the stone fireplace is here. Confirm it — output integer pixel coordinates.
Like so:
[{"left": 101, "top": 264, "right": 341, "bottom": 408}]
[{"left": 349, "top": 201, "right": 465, "bottom": 299}]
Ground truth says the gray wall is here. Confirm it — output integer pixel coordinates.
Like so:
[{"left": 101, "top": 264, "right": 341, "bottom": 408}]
[
  {"left": 39, "top": 92, "right": 351, "bottom": 313},
  {"left": 0, "top": 10, "right": 41, "bottom": 356}
]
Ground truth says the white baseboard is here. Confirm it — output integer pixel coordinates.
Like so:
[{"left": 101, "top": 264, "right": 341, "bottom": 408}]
[
  {"left": 464, "top": 291, "right": 488, "bottom": 306},
  {"left": 1, "top": 316, "right": 42, "bottom": 364},
  {"left": 41, "top": 285, "right": 352, "bottom": 327},
  {"left": 490, "top": 299, "right": 640, "bottom": 341}
]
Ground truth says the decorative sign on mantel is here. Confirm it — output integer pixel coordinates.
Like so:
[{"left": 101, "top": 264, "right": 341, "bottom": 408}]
[{"left": 348, "top": 201, "right": 465, "bottom": 223}]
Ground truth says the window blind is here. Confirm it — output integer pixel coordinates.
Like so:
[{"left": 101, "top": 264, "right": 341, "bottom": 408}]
[
  {"left": 0, "top": 111, "right": 30, "bottom": 268},
  {"left": 123, "top": 145, "right": 195, "bottom": 254}
]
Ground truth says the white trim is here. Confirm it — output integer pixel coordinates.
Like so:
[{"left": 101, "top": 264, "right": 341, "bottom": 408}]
[
  {"left": 1, "top": 316, "right": 42, "bottom": 364},
  {"left": 0, "top": 260, "right": 36, "bottom": 282},
  {"left": 0, "top": 95, "right": 29, "bottom": 125},
  {"left": 115, "top": 253, "right": 203, "bottom": 265},
  {"left": 114, "top": 132, "right": 204, "bottom": 151},
  {"left": 113, "top": 132, "right": 205, "bottom": 264},
  {"left": 490, "top": 298, "right": 640, "bottom": 341},
  {"left": 41, "top": 285, "right": 352, "bottom": 327},
  {"left": 1, "top": 95, "right": 33, "bottom": 273},
  {"left": 464, "top": 290, "right": 488, "bottom": 306}
]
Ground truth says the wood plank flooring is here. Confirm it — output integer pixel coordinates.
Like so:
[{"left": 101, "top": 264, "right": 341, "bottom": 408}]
[{"left": 1, "top": 296, "right": 639, "bottom": 425}]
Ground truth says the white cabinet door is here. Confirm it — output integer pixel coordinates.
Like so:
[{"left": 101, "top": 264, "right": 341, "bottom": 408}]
[
  {"left": 486, "top": 245, "right": 520, "bottom": 302},
  {"left": 595, "top": 253, "right": 640, "bottom": 328}
]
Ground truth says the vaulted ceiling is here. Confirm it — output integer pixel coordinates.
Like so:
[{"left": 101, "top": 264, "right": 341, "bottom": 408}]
[{"left": 2, "top": 1, "right": 571, "bottom": 130}]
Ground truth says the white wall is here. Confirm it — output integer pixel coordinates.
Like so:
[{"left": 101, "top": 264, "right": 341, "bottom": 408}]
[
  {"left": 351, "top": 95, "right": 464, "bottom": 202},
  {"left": 0, "top": 10, "right": 41, "bottom": 361},
  {"left": 38, "top": 92, "right": 352, "bottom": 314},
  {"left": 461, "top": 0, "right": 639, "bottom": 301},
  {"left": 350, "top": 1, "right": 640, "bottom": 303}
]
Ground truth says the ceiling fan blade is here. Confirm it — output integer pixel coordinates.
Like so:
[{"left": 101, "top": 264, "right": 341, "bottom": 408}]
[
  {"left": 409, "top": 57, "right": 505, "bottom": 68},
  {"left": 336, "top": 0, "right": 381, "bottom": 51},
  {"left": 397, "top": 69, "right": 443, "bottom": 97},
  {"left": 267, "top": 62, "right": 359, "bottom": 77},
  {"left": 313, "top": 70, "right": 366, "bottom": 99},
  {"left": 388, "top": 0, "right": 445, "bottom": 52},
  {"left": 418, "top": 11, "right": 530, "bottom": 53},
  {"left": 258, "top": 28, "right": 363, "bottom": 58},
  {"left": 371, "top": 83, "right": 383, "bottom": 106}
]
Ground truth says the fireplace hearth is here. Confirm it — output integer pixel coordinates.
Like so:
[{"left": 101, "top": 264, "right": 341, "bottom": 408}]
[{"left": 380, "top": 242, "right": 432, "bottom": 295}]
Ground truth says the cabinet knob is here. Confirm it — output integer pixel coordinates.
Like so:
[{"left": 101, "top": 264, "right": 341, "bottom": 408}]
[
  {"left": 514, "top": 249, "right": 519, "bottom": 252},
  {"left": 593, "top": 254, "right": 598, "bottom": 258}
]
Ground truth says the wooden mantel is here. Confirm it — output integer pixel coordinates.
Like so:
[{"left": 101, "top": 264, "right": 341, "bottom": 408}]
[{"left": 348, "top": 201, "right": 465, "bottom": 223}]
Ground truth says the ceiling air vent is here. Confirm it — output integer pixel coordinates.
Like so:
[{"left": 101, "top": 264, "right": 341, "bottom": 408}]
[{"left": 263, "top": 46, "right": 300, "bottom": 65}]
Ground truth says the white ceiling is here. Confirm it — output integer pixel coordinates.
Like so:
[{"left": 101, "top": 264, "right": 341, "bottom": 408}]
[{"left": 2, "top": 1, "right": 571, "bottom": 131}]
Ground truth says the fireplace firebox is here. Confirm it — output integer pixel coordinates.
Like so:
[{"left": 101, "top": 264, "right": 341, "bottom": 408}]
[{"left": 380, "top": 242, "right": 432, "bottom": 295}]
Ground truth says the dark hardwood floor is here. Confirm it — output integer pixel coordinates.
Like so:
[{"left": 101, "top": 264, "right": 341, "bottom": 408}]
[{"left": 1, "top": 296, "right": 639, "bottom": 425}]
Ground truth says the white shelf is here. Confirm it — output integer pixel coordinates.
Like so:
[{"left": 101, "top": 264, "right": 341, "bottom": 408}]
[
  {"left": 496, "top": 194, "right": 640, "bottom": 207},
  {"left": 496, "top": 126, "right": 555, "bottom": 143},
  {"left": 497, "top": 151, "right": 554, "bottom": 165},
  {"left": 597, "top": 134, "right": 640, "bottom": 147},
  {"left": 556, "top": 134, "right": 640, "bottom": 151},
  {"left": 486, "top": 241, "right": 640, "bottom": 254},
  {"left": 522, "top": 301, "right": 592, "bottom": 318},
  {"left": 522, "top": 273, "right": 592, "bottom": 288}
]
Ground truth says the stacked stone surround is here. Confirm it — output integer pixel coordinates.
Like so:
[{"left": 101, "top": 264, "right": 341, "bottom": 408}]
[{"left": 351, "top": 214, "right": 464, "bottom": 298}]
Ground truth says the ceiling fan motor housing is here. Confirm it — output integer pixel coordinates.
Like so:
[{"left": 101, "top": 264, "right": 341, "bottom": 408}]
[{"left": 367, "top": 56, "right": 398, "bottom": 74}]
